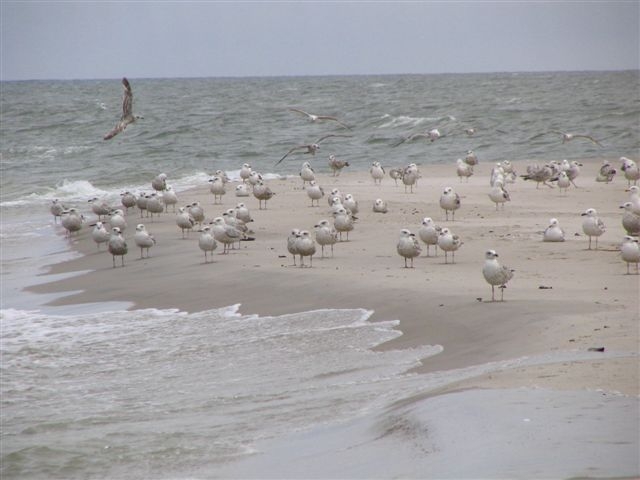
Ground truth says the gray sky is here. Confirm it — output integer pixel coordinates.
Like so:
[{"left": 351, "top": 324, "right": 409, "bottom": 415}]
[{"left": 2, "top": 1, "right": 638, "bottom": 81}]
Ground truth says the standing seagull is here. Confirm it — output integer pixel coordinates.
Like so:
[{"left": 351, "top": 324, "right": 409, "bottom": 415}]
[
  {"left": 397, "top": 229, "right": 422, "bottom": 268},
  {"left": 482, "top": 250, "right": 514, "bottom": 302},
  {"left": 107, "top": 227, "right": 128, "bottom": 268},
  {"left": 439, "top": 187, "right": 461, "bottom": 221},
  {"left": 581, "top": 208, "right": 606, "bottom": 250},
  {"left": 288, "top": 108, "right": 351, "bottom": 130},
  {"left": 620, "top": 236, "right": 640, "bottom": 274},
  {"left": 198, "top": 225, "right": 218, "bottom": 263},
  {"left": 134, "top": 224, "right": 156, "bottom": 259},
  {"left": 104, "top": 77, "right": 142, "bottom": 140}
]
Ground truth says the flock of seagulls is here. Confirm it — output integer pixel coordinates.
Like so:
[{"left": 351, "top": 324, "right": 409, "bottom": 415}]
[{"left": 50, "top": 78, "right": 640, "bottom": 303}]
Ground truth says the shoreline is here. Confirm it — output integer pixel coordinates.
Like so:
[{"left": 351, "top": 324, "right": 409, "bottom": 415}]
[{"left": 26, "top": 158, "right": 640, "bottom": 395}]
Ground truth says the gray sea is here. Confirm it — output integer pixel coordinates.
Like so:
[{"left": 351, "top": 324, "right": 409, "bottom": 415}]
[{"left": 1, "top": 71, "right": 639, "bottom": 478}]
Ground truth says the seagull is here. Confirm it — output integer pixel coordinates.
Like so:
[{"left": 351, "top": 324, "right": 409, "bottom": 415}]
[
  {"left": 328, "top": 154, "right": 350, "bottom": 176},
  {"left": 120, "top": 191, "right": 137, "bottom": 213},
  {"left": 208, "top": 176, "right": 226, "bottom": 204},
  {"left": 531, "top": 130, "right": 603, "bottom": 147},
  {"left": 305, "top": 180, "right": 324, "bottom": 207},
  {"left": 299, "top": 161, "right": 316, "bottom": 185},
  {"left": 393, "top": 128, "right": 442, "bottom": 147},
  {"left": 333, "top": 207, "right": 354, "bottom": 241},
  {"left": 287, "top": 228, "right": 301, "bottom": 266},
  {"left": 295, "top": 230, "right": 317, "bottom": 267},
  {"left": 543, "top": 218, "right": 565, "bottom": 242},
  {"left": 151, "top": 173, "right": 167, "bottom": 192},
  {"left": 91, "top": 221, "right": 111, "bottom": 250},
  {"left": 198, "top": 225, "right": 217, "bottom": 263},
  {"left": 134, "top": 224, "right": 156, "bottom": 259},
  {"left": 482, "top": 249, "right": 514, "bottom": 302},
  {"left": 620, "top": 236, "right": 640, "bottom": 274},
  {"left": 104, "top": 77, "right": 142, "bottom": 140},
  {"left": 235, "top": 184, "right": 250, "bottom": 197},
  {"left": 439, "top": 186, "right": 461, "bottom": 221},
  {"left": 314, "top": 219, "right": 338, "bottom": 258},
  {"left": 581, "top": 208, "right": 606, "bottom": 250},
  {"left": 620, "top": 202, "right": 640, "bottom": 236},
  {"left": 161, "top": 185, "right": 178, "bottom": 213},
  {"left": 626, "top": 185, "right": 640, "bottom": 215},
  {"left": 288, "top": 108, "right": 351, "bottom": 130},
  {"left": 596, "top": 160, "right": 617, "bottom": 183},
  {"left": 276, "top": 134, "right": 352, "bottom": 165},
  {"left": 50, "top": 199, "right": 66, "bottom": 223},
  {"left": 373, "top": 198, "right": 388, "bottom": 214},
  {"left": 456, "top": 158, "right": 474, "bottom": 182},
  {"left": 61, "top": 208, "right": 84, "bottom": 237},
  {"left": 253, "top": 180, "right": 276, "bottom": 209},
  {"left": 210, "top": 217, "right": 243, "bottom": 253},
  {"left": 389, "top": 167, "right": 404, "bottom": 186},
  {"left": 397, "top": 229, "right": 422, "bottom": 268},
  {"left": 107, "top": 226, "right": 128, "bottom": 267},
  {"left": 418, "top": 217, "right": 441, "bottom": 257},
  {"left": 488, "top": 180, "right": 511, "bottom": 210},
  {"left": 370, "top": 161, "right": 385, "bottom": 185},
  {"left": 620, "top": 157, "right": 640, "bottom": 186},
  {"left": 176, "top": 207, "right": 196, "bottom": 238},
  {"left": 437, "top": 227, "right": 462, "bottom": 264},
  {"left": 88, "top": 197, "right": 112, "bottom": 220},
  {"left": 521, "top": 163, "right": 554, "bottom": 189}
]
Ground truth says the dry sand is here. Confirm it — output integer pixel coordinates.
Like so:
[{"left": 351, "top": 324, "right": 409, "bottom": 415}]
[{"left": 30, "top": 159, "right": 639, "bottom": 396}]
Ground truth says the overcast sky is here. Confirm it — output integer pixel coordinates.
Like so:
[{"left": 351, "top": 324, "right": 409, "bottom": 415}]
[{"left": 2, "top": 1, "right": 638, "bottom": 81}]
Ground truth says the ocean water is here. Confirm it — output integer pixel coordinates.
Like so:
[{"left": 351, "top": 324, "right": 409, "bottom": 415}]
[{"left": 1, "top": 71, "right": 639, "bottom": 478}]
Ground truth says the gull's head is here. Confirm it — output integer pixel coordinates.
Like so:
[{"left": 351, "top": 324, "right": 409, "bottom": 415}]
[
  {"left": 200, "top": 226, "right": 211, "bottom": 233},
  {"left": 236, "top": 203, "right": 246, "bottom": 209},
  {"left": 620, "top": 202, "right": 633, "bottom": 210},
  {"left": 136, "top": 224, "right": 146, "bottom": 232},
  {"left": 485, "top": 249, "right": 499, "bottom": 259},
  {"left": 549, "top": 218, "right": 559, "bottom": 226},
  {"left": 290, "top": 228, "right": 300, "bottom": 236},
  {"left": 439, "top": 227, "right": 450, "bottom": 236},
  {"left": 443, "top": 187, "right": 453, "bottom": 194},
  {"left": 582, "top": 208, "right": 597, "bottom": 217},
  {"left": 112, "top": 227, "right": 122, "bottom": 234},
  {"left": 400, "top": 229, "right": 413, "bottom": 237},
  {"left": 626, "top": 186, "right": 640, "bottom": 194},
  {"left": 213, "top": 217, "right": 225, "bottom": 225},
  {"left": 422, "top": 217, "right": 433, "bottom": 226}
]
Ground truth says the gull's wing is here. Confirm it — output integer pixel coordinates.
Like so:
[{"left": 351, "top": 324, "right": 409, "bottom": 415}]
[
  {"left": 574, "top": 134, "right": 603, "bottom": 147},
  {"left": 276, "top": 145, "right": 309, "bottom": 165},
  {"left": 104, "top": 121, "right": 126, "bottom": 140},
  {"left": 315, "top": 133, "right": 352, "bottom": 144},
  {"left": 316, "top": 115, "right": 352, "bottom": 130},
  {"left": 288, "top": 108, "right": 313, "bottom": 119},
  {"left": 121, "top": 77, "right": 133, "bottom": 120}
]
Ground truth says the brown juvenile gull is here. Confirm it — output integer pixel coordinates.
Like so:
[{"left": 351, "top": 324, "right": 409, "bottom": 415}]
[
  {"left": 104, "top": 77, "right": 143, "bottom": 140},
  {"left": 288, "top": 108, "right": 351, "bottom": 130},
  {"left": 107, "top": 226, "right": 128, "bottom": 268}
]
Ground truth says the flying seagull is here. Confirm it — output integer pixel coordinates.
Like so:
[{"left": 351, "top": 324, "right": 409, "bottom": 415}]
[
  {"left": 288, "top": 108, "right": 351, "bottom": 130},
  {"left": 276, "top": 133, "right": 352, "bottom": 165},
  {"left": 104, "top": 77, "right": 142, "bottom": 140},
  {"left": 530, "top": 130, "right": 603, "bottom": 147}
]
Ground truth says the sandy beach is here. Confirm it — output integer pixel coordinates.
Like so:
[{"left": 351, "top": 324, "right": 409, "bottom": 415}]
[{"left": 30, "top": 158, "right": 638, "bottom": 396}]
